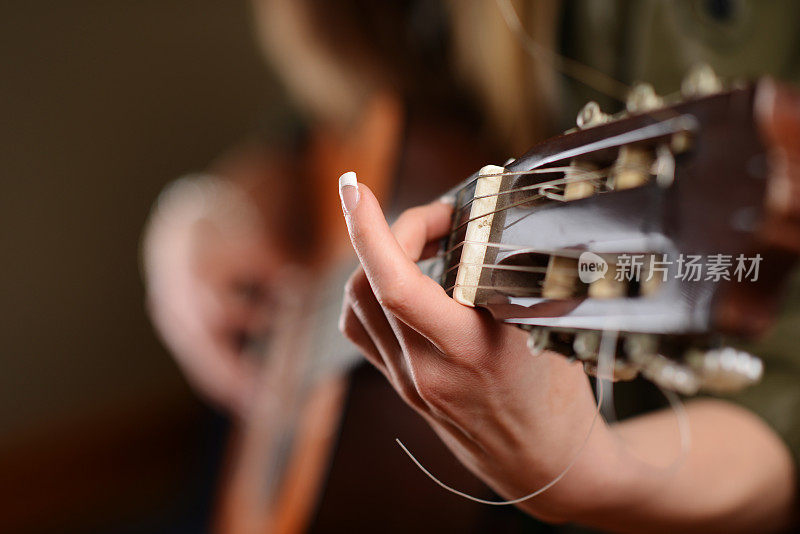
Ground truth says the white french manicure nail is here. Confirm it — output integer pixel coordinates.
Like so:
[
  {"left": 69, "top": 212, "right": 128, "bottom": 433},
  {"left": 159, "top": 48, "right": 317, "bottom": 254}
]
[
  {"left": 438, "top": 194, "right": 456, "bottom": 206},
  {"left": 338, "top": 171, "right": 359, "bottom": 214}
]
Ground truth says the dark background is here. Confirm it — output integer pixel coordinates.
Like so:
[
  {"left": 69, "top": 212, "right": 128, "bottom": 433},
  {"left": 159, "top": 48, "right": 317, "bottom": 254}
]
[{"left": 0, "top": 1, "right": 280, "bottom": 531}]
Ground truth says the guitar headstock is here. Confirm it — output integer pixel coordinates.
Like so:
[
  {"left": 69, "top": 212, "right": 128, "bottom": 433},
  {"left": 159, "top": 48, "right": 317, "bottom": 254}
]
[{"left": 439, "top": 68, "right": 800, "bottom": 394}]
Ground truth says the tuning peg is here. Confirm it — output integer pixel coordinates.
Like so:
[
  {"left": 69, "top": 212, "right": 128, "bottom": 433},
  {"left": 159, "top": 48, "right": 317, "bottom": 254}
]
[
  {"left": 647, "top": 357, "right": 700, "bottom": 395},
  {"left": 626, "top": 82, "right": 663, "bottom": 113},
  {"left": 576, "top": 101, "right": 610, "bottom": 129},
  {"left": 624, "top": 334, "right": 700, "bottom": 394},
  {"left": 624, "top": 334, "right": 658, "bottom": 363},
  {"left": 634, "top": 352, "right": 700, "bottom": 395},
  {"left": 686, "top": 347, "right": 763, "bottom": 393},
  {"left": 655, "top": 144, "right": 677, "bottom": 187},
  {"left": 573, "top": 331, "right": 600, "bottom": 361},
  {"left": 575, "top": 330, "right": 640, "bottom": 382},
  {"left": 583, "top": 360, "right": 639, "bottom": 382},
  {"left": 526, "top": 327, "right": 550, "bottom": 356},
  {"left": 681, "top": 63, "right": 723, "bottom": 98},
  {"left": 611, "top": 145, "right": 653, "bottom": 190}
]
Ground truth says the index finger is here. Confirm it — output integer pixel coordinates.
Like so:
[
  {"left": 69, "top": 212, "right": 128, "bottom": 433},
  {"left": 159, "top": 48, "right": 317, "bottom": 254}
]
[{"left": 338, "top": 171, "right": 479, "bottom": 349}]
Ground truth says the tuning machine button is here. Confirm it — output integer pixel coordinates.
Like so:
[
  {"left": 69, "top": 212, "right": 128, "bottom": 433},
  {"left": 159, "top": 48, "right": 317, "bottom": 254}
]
[
  {"left": 573, "top": 331, "right": 600, "bottom": 361},
  {"left": 654, "top": 144, "right": 677, "bottom": 187},
  {"left": 686, "top": 347, "right": 763, "bottom": 393},
  {"left": 681, "top": 63, "right": 723, "bottom": 98},
  {"left": 574, "top": 331, "right": 639, "bottom": 381},
  {"left": 636, "top": 353, "right": 701, "bottom": 395},
  {"left": 583, "top": 360, "right": 639, "bottom": 382},
  {"left": 576, "top": 101, "right": 610, "bottom": 129},
  {"left": 626, "top": 83, "right": 663, "bottom": 113},
  {"left": 623, "top": 334, "right": 697, "bottom": 393},
  {"left": 624, "top": 334, "right": 659, "bottom": 365},
  {"left": 563, "top": 160, "right": 599, "bottom": 199},
  {"left": 611, "top": 145, "right": 653, "bottom": 190},
  {"left": 527, "top": 327, "right": 550, "bottom": 356}
]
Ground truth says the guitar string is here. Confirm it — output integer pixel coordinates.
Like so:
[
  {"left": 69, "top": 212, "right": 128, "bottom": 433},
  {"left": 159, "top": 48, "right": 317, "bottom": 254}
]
[
  {"left": 443, "top": 273, "right": 663, "bottom": 296},
  {"left": 397, "top": 2, "right": 689, "bottom": 503},
  {"left": 495, "top": 0, "right": 631, "bottom": 102},
  {"left": 436, "top": 240, "right": 589, "bottom": 261},
  {"left": 451, "top": 158, "right": 661, "bottom": 231},
  {"left": 448, "top": 162, "right": 605, "bottom": 205},
  {"left": 395, "top": 329, "right": 616, "bottom": 506},
  {"left": 448, "top": 165, "right": 602, "bottom": 206},
  {"left": 497, "top": 0, "right": 694, "bottom": 132},
  {"left": 450, "top": 163, "right": 651, "bottom": 233},
  {"left": 449, "top": 194, "right": 547, "bottom": 234},
  {"left": 444, "top": 261, "right": 551, "bottom": 276},
  {"left": 459, "top": 195, "right": 542, "bottom": 231},
  {"left": 594, "top": 328, "right": 692, "bottom": 474},
  {"left": 447, "top": 110, "right": 687, "bottom": 200},
  {"left": 442, "top": 262, "right": 616, "bottom": 288},
  {"left": 443, "top": 255, "right": 660, "bottom": 277},
  {"left": 432, "top": 0, "right": 634, "bottom": 205},
  {"left": 443, "top": 0, "right": 701, "bottom": 214},
  {"left": 445, "top": 283, "right": 546, "bottom": 295},
  {"left": 441, "top": 163, "right": 654, "bottom": 266},
  {"left": 456, "top": 167, "right": 612, "bottom": 212}
]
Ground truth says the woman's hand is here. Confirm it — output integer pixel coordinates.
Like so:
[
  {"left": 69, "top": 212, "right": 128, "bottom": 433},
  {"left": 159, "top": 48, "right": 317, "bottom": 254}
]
[
  {"left": 336, "top": 172, "right": 628, "bottom": 522},
  {"left": 336, "top": 171, "right": 797, "bottom": 532}
]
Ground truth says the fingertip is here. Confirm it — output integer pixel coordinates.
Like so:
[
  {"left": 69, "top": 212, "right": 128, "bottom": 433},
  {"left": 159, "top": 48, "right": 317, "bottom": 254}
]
[
  {"left": 338, "top": 171, "right": 360, "bottom": 214},
  {"left": 338, "top": 170, "right": 357, "bottom": 189},
  {"left": 437, "top": 193, "right": 456, "bottom": 207},
  {"left": 341, "top": 182, "right": 383, "bottom": 230}
]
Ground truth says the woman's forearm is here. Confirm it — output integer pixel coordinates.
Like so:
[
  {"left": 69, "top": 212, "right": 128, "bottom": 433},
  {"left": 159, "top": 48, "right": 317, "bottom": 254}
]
[{"left": 561, "top": 399, "right": 797, "bottom": 532}]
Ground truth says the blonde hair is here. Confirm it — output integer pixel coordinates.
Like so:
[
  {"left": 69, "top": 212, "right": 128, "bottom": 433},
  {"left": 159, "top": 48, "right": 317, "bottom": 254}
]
[
  {"left": 446, "top": 0, "right": 561, "bottom": 153},
  {"left": 251, "top": 0, "right": 561, "bottom": 152}
]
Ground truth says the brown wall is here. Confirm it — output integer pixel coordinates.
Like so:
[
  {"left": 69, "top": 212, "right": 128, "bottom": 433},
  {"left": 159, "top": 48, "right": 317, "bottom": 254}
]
[{"left": 0, "top": 1, "right": 281, "bottom": 529}]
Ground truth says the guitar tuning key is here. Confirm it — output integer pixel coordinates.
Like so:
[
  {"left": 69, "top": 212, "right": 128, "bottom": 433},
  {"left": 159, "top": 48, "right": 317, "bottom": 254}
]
[
  {"left": 623, "top": 333, "right": 659, "bottom": 364},
  {"left": 542, "top": 162, "right": 599, "bottom": 299},
  {"left": 642, "top": 356, "right": 701, "bottom": 395},
  {"left": 573, "top": 331, "right": 600, "bottom": 361},
  {"left": 627, "top": 345, "right": 700, "bottom": 394},
  {"left": 670, "top": 131, "right": 692, "bottom": 154},
  {"left": 686, "top": 347, "right": 764, "bottom": 393},
  {"left": 639, "top": 254, "right": 664, "bottom": 297},
  {"left": 563, "top": 160, "right": 599, "bottom": 199},
  {"left": 681, "top": 63, "right": 723, "bottom": 98},
  {"left": 572, "top": 331, "right": 640, "bottom": 382},
  {"left": 526, "top": 327, "right": 550, "bottom": 356},
  {"left": 626, "top": 83, "right": 663, "bottom": 113},
  {"left": 611, "top": 145, "right": 654, "bottom": 190},
  {"left": 654, "top": 145, "right": 676, "bottom": 188},
  {"left": 576, "top": 101, "right": 610, "bottom": 129},
  {"left": 587, "top": 256, "right": 627, "bottom": 299},
  {"left": 583, "top": 360, "right": 639, "bottom": 382},
  {"left": 542, "top": 255, "right": 579, "bottom": 299}
]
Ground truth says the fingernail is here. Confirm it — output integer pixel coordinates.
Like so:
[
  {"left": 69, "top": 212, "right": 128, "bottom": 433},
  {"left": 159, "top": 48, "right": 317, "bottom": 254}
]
[
  {"left": 338, "top": 171, "right": 359, "bottom": 214},
  {"left": 437, "top": 194, "right": 455, "bottom": 206}
]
